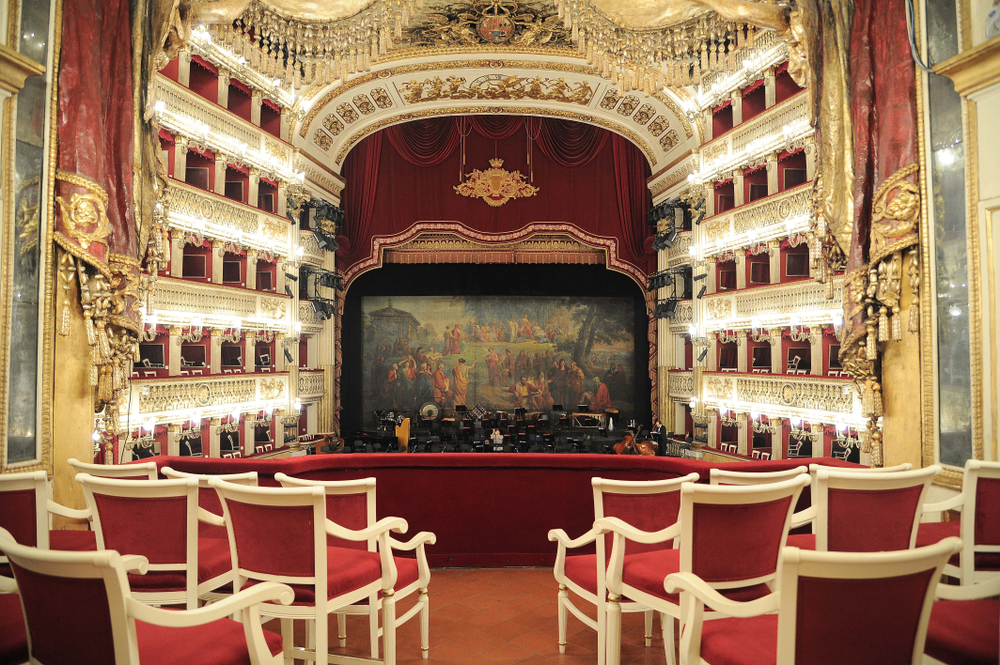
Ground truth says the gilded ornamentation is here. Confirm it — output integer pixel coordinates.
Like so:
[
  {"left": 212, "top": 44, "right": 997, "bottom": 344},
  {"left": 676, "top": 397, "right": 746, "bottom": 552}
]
[
  {"left": 617, "top": 96, "right": 639, "bottom": 116},
  {"left": 370, "top": 87, "right": 393, "bottom": 109},
  {"left": 55, "top": 171, "right": 111, "bottom": 252},
  {"left": 632, "top": 104, "right": 654, "bottom": 125},
  {"left": 337, "top": 103, "right": 360, "bottom": 124},
  {"left": 667, "top": 372, "right": 695, "bottom": 396},
  {"left": 454, "top": 158, "right": 538, "bottom": 207},
  {"left": 647, "top": 116, "right": 669, "bottom": 137},
  {"left": 707, "top": 299, "right": 731, "bottom": 320},
  {"left": 322, "top": 114, "right": 344, "bottom": 136},
  {"left": 398, "top": 74, "right": 594, "bottom": 106},
  {"left": 660, "top": 130, "right": 680, "bottom": 152},
  {"left": 599, "top": 89, "right": 620, "bottom": 110},
  {"left": 352, "top": 94, "right": 377, "bottom": 115},
  {"left": 397, "top": 1, "right": 572, "bottom": 49},
  {"left": 707, "top": 377, "right": 733, "bottom": 399},
  {"left": 312, "top": 129, "right": 333, "bottom": 151},
  {"left": 260, "top": 378, "right": 284, "bottom": 400},
  {"left": 869, "top": 163, "right": 920, "bottom": 263},
  {"left": 735, "top": 376, "right": 854, "bottom": 415}
]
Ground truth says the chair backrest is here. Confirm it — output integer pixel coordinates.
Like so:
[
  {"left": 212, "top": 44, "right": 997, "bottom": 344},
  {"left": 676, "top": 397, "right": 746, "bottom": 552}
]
[
  {"left": 77, "top": 474, "right": 200, "bottom": 607},
  {"left": 710, "top": 466, "right": 808, "bottom": 486},
  {"left": 813, "top": 466, "right": 939, "bottom": 552},
  {"left": 162, "top": 467, "right": 259, "bottom": 538},
  {"left": 274, "top": 474, "right": 376, "bottom": 552},
  {"left": 959, "top": 459, "right": 1000, "bottom": 582},
  {"left": 592, "top": 473, "right": 701, "bottom": 563},
  {"left": 775, "top": 538, "right": 961, "bottom": 664},
  {"left": 677, "top": 475, "right": 810, "bottom": 590},
  {"left": 68, "top": 458, "right": 158, "bottom": 481},
  {"left": 211, "top": 478, "right": 330, "bottom": 602},
  {"left": 0, "top": 471, "right": 48, "bottom": 552},
  {"left": 0, "top": 529, "right": 140, "bottom": 664}
]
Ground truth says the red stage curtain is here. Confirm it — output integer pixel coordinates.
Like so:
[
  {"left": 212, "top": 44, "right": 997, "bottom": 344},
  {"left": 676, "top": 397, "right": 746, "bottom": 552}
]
[
  {"left": 613, "top": 134, "right": 654, "bottom": 262},
  {"left": 528, "top": 117, "right": 608, "bottom": 168},
  {"left": 384, "top": 117, "right": 464, "bottom": 166},
  {"left": 469, "top": 115, "right": 524, "bottom": 140},
  {"left": 341, "top": 131, "right": 383, "bottom": 258}
]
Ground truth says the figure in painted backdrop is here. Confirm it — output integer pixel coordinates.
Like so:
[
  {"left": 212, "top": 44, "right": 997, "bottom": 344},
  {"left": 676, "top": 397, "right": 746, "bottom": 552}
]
[
  {"left": 567, "top": 361, "right": 586, "bottom": 406},
  {"left": 510, "top": 375, "right": 542, "bottom": 411},
  {"left": 587, "top": 376, "right": 613, "bottom": 413},
  {"left": 485, "top": 348, "right": 502, "bottom": 386},
  {"left": 452, "top": 358, "right": 478, "bottom": 407},
  {"left": 385, "top": 363, "right": 400, "bottom": 408},
  {"left": 414, "top": 363, "right": 433, "bottom": 405},
  {"left": 433, "top": 363, "right": 453, "bottom": 406}
]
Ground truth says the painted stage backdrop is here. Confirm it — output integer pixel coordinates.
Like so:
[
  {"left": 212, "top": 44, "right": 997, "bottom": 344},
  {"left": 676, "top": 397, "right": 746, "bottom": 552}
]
[{"left": 362, "top": 296, "right": 636, "bottom": 417}]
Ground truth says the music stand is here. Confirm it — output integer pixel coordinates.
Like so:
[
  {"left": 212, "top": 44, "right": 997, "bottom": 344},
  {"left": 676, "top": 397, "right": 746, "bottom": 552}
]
[{"left": 552, "top": 404, "right": 563, "bottom": 411}]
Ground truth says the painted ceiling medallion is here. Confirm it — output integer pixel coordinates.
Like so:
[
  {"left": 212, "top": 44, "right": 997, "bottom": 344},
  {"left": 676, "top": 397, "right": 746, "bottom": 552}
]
[
  {"left": 454, "top": 158, "right": 538, "bottom": 207},
  {"left": 477, "top": 0, "right": 517, "bottom": 43}
]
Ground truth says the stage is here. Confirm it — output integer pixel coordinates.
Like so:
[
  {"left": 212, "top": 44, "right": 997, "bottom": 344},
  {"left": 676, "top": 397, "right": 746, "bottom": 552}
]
[{"left": 150, "top": 454, "right": 853, "bottom": 567}]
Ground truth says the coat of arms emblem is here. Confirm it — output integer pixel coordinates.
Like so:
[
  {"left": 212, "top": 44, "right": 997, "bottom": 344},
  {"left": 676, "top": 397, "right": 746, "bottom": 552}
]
[{"left": 453, "top": 158, "right": 539, "bottom": 207}]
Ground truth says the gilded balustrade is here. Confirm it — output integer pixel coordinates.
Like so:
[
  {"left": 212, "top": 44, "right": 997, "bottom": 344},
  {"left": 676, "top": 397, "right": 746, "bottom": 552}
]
[
  {"left": 124, "top": 373, "right": 291, "bottom": 424},
  {"left": 667, "top": 371, "right": 695, "bottom": 398},
  {"left": 665, "top": 231, "right": 693, "bottom": 267},
  {"left": 298, "top": 370, "right": 325, "bottom": 401},
  {"left": 701, "top": 276, "right": 845, "bottom": 331},
  {"left": 149, "top": 277, "right": 292, "bottom": 331},
  {"left": 703, "top": 373, "right": 861, "bottom": 424},
  {"left": 702, "top": 184, "right": 812, "bottom": 257}
]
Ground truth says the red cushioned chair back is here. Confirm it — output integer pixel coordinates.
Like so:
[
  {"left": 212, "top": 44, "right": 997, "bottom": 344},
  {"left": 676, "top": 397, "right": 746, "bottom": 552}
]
[
  {"left": 826, "top": 485, "right": 923, "bottom": 552},
  {"left": 197, "top": 486, "right": 228, "bottom": 538},
  {"left": 226, "top": 499, "right": 318, "bottom": 578},
  {"left": 10, "top": 561, "right": 118, "bottom": 665},
  {"left": 975, "top": 477, "right": 1000, "bottom": 546},
  {"left": 690, "top": 496, "right": 793, "bottom": 583},
  {"left": 325, "top": 493, "right": 370, "bottom": 550},
  {"left": 793, "top": 568, "right": 936, "bottom": 664},
  {"left": 602, "top": 490, "right": 682, "bottom": 558},
  {"left": 92, "top": 493, "right": 189, "bottom": 564},
  {"left": 0, "top": 489, "right": 38, "bottom": 547}
]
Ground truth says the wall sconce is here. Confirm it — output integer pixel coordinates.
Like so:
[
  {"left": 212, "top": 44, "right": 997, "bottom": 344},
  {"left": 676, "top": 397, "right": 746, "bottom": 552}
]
[
  {"left": 751, "top": 318, "right": 770, "bottom": 343},
  {"left": 251, "top": 406, "right": 273, "bottom": 428},
  {"left": 178, "top": 318, "right": 204, "bottom": 343},
  {"left": 719, "top": 407, "right": 740, "bottom": 428},
  {"left": 220, "top": 409, "right": 241, "bottom": 434},
  {"left": 179, "top": 412, "right": 202, "bottom": 440},
  {"left": 139, "top": 313, "right": 158, "bottom": 342},
  {"left": 789, "top": 315, "right": 810, "bottom": 342},
  {"left": 717, "top": 329, "right": 739, "bottom": 345},
  {"left": 789, "top": 416, "right": 808, "bottom": 438},
  {"left": 833, "top": 422, "right": 860, "bottom": 449},
  {"left": 750, "top": 411, "right": 779, "bottom": 435},
  {"left": 219, "top": 318, "right": 243, "bottom": 344}
]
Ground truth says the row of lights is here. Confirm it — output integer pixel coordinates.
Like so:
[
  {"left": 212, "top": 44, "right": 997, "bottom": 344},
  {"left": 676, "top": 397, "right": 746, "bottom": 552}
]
[
  {"left": 689, "top": 118, "right": 814, "bottom": 187},
  {"left": 166, "top": 209, "right": 297, "bottom": 258}
]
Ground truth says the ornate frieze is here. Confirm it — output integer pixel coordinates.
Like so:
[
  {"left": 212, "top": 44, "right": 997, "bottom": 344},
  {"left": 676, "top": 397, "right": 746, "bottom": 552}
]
[
  {"left": 125, "top": 373, "right": 291, "bottom": 424},
  {"left": 700, "top": 277, "right": 845, "bottom": 331},
  {"left": 298, "top": 371, "right": 325, "bottom": 401},
  {"left": 667, "top": 371, "right": 695, "bottom": 398},
  {"left": 701, "top": 373, "right": 859, "bottom": 421},
  {"left": 701, "top": 184, "right": 812, "bottom": 258},
  {"left": 149, "top": 277, "right": 291, "bottom": 330},
  {"left": 665, "top": 232, "right": 693, "bottom": 267},
  {"left": 398, "top": 74, "right": 595, "bottom": 106}
]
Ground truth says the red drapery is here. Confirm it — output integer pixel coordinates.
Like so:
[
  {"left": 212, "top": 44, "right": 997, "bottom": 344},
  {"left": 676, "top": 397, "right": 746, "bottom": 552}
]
[{"left": 341, "top": 116, "right": 652, "bottom": 276}]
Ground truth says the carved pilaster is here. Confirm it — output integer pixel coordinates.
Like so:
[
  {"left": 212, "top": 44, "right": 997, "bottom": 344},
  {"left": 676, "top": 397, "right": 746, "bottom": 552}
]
[
  {"left": 766, "top": 152, "right": 779, "bottom": 196},
  {"left": 217, "top": 68, "right": 231, "bottom": 108}
]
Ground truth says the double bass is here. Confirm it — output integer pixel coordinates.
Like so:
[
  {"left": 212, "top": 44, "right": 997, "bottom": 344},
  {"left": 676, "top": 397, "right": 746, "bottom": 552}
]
[{"left": 613, "top": 430, "right": 655, "bottom": 456}]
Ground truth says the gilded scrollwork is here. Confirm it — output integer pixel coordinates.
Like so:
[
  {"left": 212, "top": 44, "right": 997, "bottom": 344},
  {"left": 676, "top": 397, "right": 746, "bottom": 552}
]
[{"left": 398, "top": 74, "right": 594, "bottom": 106}]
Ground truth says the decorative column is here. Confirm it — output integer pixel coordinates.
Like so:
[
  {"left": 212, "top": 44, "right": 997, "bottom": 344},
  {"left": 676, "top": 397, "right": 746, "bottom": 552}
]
[
  {"left": 177, "top": 50, "right": 191, "bottom": 87},
  {"left": 809, "top": 422, "right": 825, "bottom": 458},
  {"left": 246, "top": 250, "right": 258, "bottom": 290},
  {"left": 707, "top": 410, "right": 719, "bottom": 449},
  {"left": 168, "top": 326, "right": 182, "bottom": 377},
  {"left": 242, "top": 418, "right": 256, "bottom": 457},
  {"left": 208, "top": 418, "right": 222, "bottom": 458},
  {"left": 703, "top": 184, "right": 715, "bottom": 218},
  {"left": 702, "top": 108, "right": 713, "bottom": 142},
  {"left": 248, "top": 168, "right": 260, "bottom": 209},
  {"left": 217, "top": 68, "right": 230, "bottom": 108},
  {"left": 736, "top": 336, "right": 747, "bottom": 373},
  {"left": 805, "top": 143, "right": 817, "bottom": 181},
  {"left": 169, "top": 233, "right": 184, "bottom": 277},
  {"left": 173, "top": 135, "right": 189, "bottom": 181},
  {"left": 730, "top": 90, "right": 743, "bottom": 126},
  {"left": 210, "top": 328, "right": 223, "bottom": 374},
  {"left": 770, "top": 418, "right": 783, "bottom": 460},
  {"left": 705, "top": 258, "right": 717, "bottom": 294},
  {"left": 732, "top": 169, "right": 745, "bottom": 208},
  {"left": 276, "top": 260, "right": 287, "bottom": 295},
  {"left": 277, "top": 183, "right": 288, "bottom": 218},
  {"left": 250, "top": 91, "right": 262, "bottom": 126},
  {"left": 769, "top": 330, "right": 783, "bottom": 375},
  {"left": 211, "top": 241, "right": 224, "bottom": 284},
  {"left": 708, "top": 337, "right": 718, "bottom": 372},
  {"left": 809, "top": 329, "right": 824, "bottom": 376},
  {"left": 766, "top": 153, "right": 779, "bottom": 195},
  {"left": 279, "top": 106, "right": 290, "bottom": 140},
  {"left": 764, "top": 67, "right": 776, "bottom": 108},
  {"left": 675, "top": 402, "right": 687, "bottom": 437},
  {"left": 214, "top": 156, "right": 227, "bottom": 196},
  {"left": 735, "top": 255, "right": 746, "bottom": 289},
  {"left": 768, "top": 241, "right": 781, "bottom": 285},
  {"left": 244, "top": 331, "right": 257, "bottom": 373},
  {"left": 736, "top": 418, "right": 748, "bottom": 456},
  {"left": 166, "top": 423, "right": 181, "bottom": 457},
  {"left": 275, "top": 333, "right": 287, "bottom": 372}
]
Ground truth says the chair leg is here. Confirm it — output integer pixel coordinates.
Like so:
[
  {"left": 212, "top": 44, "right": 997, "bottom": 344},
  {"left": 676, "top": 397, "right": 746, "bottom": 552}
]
[
  {"left": 337, "top": 613, "right": 347, "bottom": 648},
  {"left": 662, "top": 613, "right": 676, "bottom": 665},
  {"left": 281, "top": 618, "right": 294, "bottom": 665},
  {"left": 307, "top": 619, "right": 316, "bottom": 651},
  {"left": 557, "top": 584, "right": 568, "bottom": 654},
  {"left": 644, "top": 610, "right": 653, "bottom": 647},
  {"left": 316, "top": 609, "right": 328, "bottom": 665},
  {"left": 419, "top": 588, "right": 430, "bottom": 659},
  {"left": 382, "top": 591, "right": 397, "bottom": 665},
  {"left": 605, "top": 595, "right": 623, "bottom": 665},
  {"left": 369, "top": 593, "right": 380, "bottom": 658},
  {"left": 597, "top": 599, "right": 606, "bottom": 665}
]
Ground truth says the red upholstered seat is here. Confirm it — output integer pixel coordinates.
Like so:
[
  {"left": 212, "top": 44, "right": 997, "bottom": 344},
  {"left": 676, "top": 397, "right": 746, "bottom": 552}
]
[
  {"left": 354, "top": 556, "right": 421, "bottom": 603},
  {"left": 916, "top": 521, "right": 1000, "bottom": 569},
  {"left": 700, "top": 614, "right": 778, "bottom": 665},
  {"left": 564, "top": 553, "right": 600, "bottom": 595},
  {"left": 0, "top": 594, "right": 27, "bottom": 665},
  {"left": 925, "top": 599, "right": 1000, "bottom": 665},
  {"left": 254, "top": 546, "right": 382, "bottom": 605},
  {"left": 135, "top": 617, "right": 283, "bottom": 665},
  {"left": 128, "top": 536, "right": 232, "bottom": 592},
  {"left": 48, "top": 529, "right": 97, "bottom": 552},
  {"left": 622, "top": 549, "right": 771, "bottom": 605},
  {"left": 786, "top": 533, "right": 816, "bottom": 550}
]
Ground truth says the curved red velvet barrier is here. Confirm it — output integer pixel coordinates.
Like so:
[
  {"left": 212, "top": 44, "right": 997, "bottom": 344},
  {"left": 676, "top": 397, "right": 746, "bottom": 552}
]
[{"left": 152, "top": 454, "right": 852, "bottom": 567}]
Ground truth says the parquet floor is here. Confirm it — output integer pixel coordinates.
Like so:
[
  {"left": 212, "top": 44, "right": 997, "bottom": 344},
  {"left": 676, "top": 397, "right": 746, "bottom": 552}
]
[{"left": 273, "top": 567, "right": 673, "bottom": 665}]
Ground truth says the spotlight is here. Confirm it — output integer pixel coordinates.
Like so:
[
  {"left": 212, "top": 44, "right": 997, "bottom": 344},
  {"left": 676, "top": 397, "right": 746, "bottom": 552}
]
[
  {"left": 284, "top": 272, "right": 298, "bottom": 282},
  {"left": 646, "top": 270, "right": 674, "bottom": 291},
  {"left": 697, "top": 347, "right": 708, "bottom": 362},
  {"left": 665, "top": 228, "right": 678, "bottom": 245},
  {"left": 284, "top": 283, "right": 293, "bottom": 296},
  {"left": 284, "top": 348, "right": 294, "bottom": 363},
  {"left": 315, "top": 229, "right": 339, "bottom": 252},
  {"left": 654, "top": 298, "right": 679, "bottom": 319},
  {"left": 696, "top": 284, "right": 707, "bottom": 299},
  {"left": 692, "top": 272, "right": 708, "bottom": 281}
]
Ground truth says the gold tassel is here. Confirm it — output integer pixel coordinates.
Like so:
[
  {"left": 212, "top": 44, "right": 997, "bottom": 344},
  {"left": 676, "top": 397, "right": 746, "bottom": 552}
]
[
  {"left": 85, "top": 316, "right": 96, "bottom": 347},
  {"left": 878, "top": 307, "right": 888, "bottom": 342},
  {"left": 872, "top": 381, "right": 883, "bottom": 417},
  {"left": 862, "top": 381, "right": 874, "bottom": 417},
  {"left": 892, "top": 306, "right": 902, "bottom": 341},
  {"left": 89, "top": 363, "right": 98, "bottom": 387},
  {"left": 909, "top": 302, "right": 919, "bottom": 332},
  {"left": 866, "top": 326, "right": 876, "bottom": 360}
]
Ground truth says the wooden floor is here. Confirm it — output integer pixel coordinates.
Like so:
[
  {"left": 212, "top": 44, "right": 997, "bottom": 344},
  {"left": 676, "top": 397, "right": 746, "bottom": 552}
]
[{"left": 274, "top": 567, "right": 671, "bottom": 665}]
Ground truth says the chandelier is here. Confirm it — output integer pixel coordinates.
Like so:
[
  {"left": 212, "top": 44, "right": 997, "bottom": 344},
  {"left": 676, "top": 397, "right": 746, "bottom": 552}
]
[
  {"left": 554, "top": 0, "right": 755, "bottom": 94},
  {"left": 212, "top": 0, "right": 423, "bottom": 89}
]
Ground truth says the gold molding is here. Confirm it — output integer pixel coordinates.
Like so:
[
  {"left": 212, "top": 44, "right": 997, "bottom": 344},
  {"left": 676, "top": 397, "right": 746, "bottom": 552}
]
[
  {"left": 0, "top": 95, "right": 14, "bottom": 467},
  {"left": 0, "top": 44, "right": 45, "bottom": 94},
  {"left": 933, "top": 35, "right": 1000, "bottom": 97},
  {"left": 332, "top": 105, "right": 657, "bottom": 166},
  {"left": 965, "top": 98, "right": 984, "bottom": 462},
  {"left": 987, "top": 203, "right": 999, "bottom": 462},
  {"left": 647, "top": 149, "right": 692, "bottom": 182}
]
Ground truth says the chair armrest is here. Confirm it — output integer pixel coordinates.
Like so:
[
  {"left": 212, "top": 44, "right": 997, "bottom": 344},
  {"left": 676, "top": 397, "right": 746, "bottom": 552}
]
[
  {"left": 593, "top": 517, "right": 680, "bottom": 545},
  {"left": 547, "top": 528, "right": 599, "bottom": 550},
  {"left": 790, "top": 506, "right": 816, "bottom": 529},
  {"left": 197, "top": 508, "right": 226, "bottom": 527},
  {"left": 325, "top": 516, "right": 408, "bottom": 542},
  {"left": 47, "top": 501, "right": 90, "bottom": 522},
  {"left": 664, "top": 572, "right": 779, "bottom": 618},
  {"left": 936, "top": 575, "right": 1000, "bottom": 601},
  {"left": 121, "top": 555, "right": 149, "bottom": 575},
  {"left": 127, "top": 582, "right": 294, "bottom": 628},
  {"left": 923, "top": 493, "right": 964, "bottom": 516},
  {"left": 388, "top": 531, "right": 436, "bottom": 551}
]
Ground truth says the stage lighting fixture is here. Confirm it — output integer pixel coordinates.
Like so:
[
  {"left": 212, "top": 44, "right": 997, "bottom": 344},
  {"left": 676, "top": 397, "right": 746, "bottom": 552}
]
[
  {"left": 284, "top": 272, "right": 298, "bottom": 282},
  {"left": 284, "top": 348, "right": 294, "bottom": 363},
  {"left": 665, "top": 228, "right": 678, "bottom": 245},
  {"left": 284, "top": 283, "right": 293, "bottom": 296},
  {"left": 317, "top": 271, "right": 344, "bottom": 290},
  {"left": 697, "top": 347, "right": 709, "bottom": 362},
  {"left": 697, "top": 284, "right": 707, "bottom": 299},
  {"left": 695, "top": 209, "right": 706, "bottom": 225},
  {"left": 654, "top": 298, "right": 679, "bottom": 319},
  {"left": 647, "top": 270, "right": 674, "bottom": 291}
]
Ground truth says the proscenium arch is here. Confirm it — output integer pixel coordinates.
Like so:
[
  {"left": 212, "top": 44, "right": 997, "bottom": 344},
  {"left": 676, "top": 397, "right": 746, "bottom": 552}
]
[{"left": 291, "top": 52, "right": 701, "bottom": 180}]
